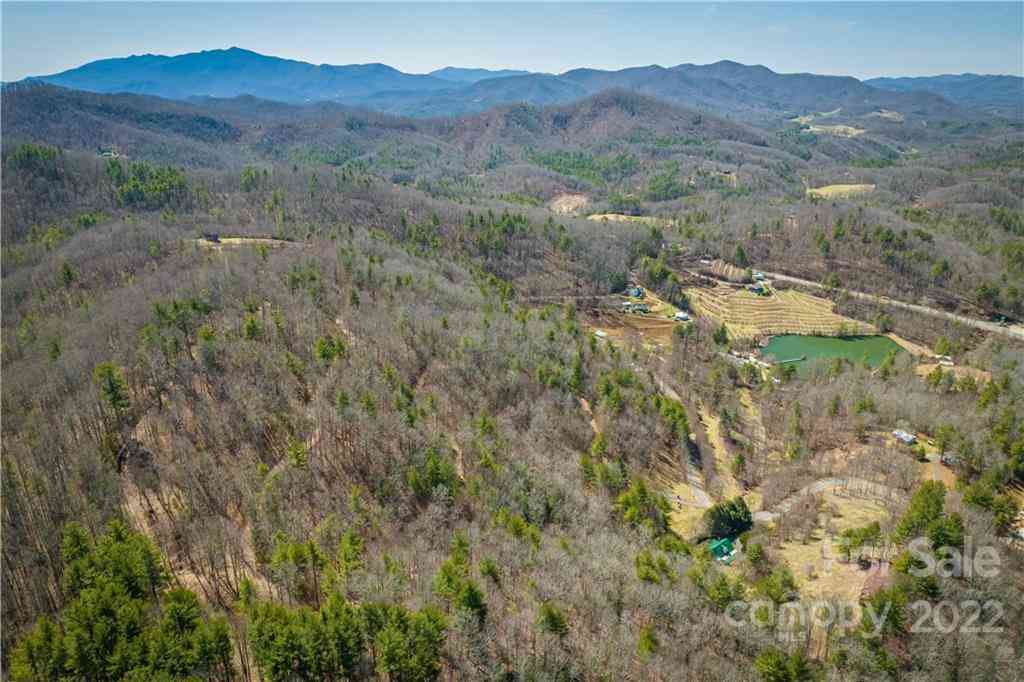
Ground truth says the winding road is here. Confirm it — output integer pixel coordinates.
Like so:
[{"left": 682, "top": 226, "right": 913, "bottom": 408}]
[
  {"left": 752, "top": 477, "right": 905, "bottom": 524},
  {"left": 762, "top": 270, "right": 1024, "bottom": 340}
]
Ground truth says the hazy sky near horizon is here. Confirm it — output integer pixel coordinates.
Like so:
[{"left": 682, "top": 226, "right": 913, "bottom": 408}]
[{"left": 3, "top": 2, "right": 1022, "bottom": 81}]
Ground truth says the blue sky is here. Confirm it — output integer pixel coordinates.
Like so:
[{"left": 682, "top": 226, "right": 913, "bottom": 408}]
[{"left": 3, "top": 2, "right": 1022, "bottom": 81}]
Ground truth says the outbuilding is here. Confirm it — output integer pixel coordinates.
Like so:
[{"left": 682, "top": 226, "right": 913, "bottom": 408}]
[
  {"left": 709, "top": 537, "right": 738, "bottom": 564},
  {"left": 892, "top": 429, "right": 917, "bottom": 445}
]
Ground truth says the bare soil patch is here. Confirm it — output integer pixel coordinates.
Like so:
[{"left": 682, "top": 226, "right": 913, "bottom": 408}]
[
  {"left": 808, "top": 124, "right": 866, "bottom": 138},
  {"left": 867, "top": 109, "right": 906, "bottom": 123},
  {"left": 774, "top": 493, "right": 890, "bottom": 602},
  {"left": 914, "top": 363, "right": 991, "bottom": 385},
  {"left": 806, "top": 184, "right": 875, "bottom": 199},
  {"left": 549, "top": 193, "right": 589, "bottom": 215},
  {"left": 886, "top": 332, "right": 930, "bottom": 357},
  {"left": 587, "top": 213, "right": 666, "bottom": 226},
  {"left": 698, "top": 405, "right": 742, "bottom": 499},
  {"left": 192, "top": 236, "right": 297, "bottom": 250}
]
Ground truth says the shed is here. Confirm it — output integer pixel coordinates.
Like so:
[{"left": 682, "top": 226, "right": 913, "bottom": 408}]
[
  {"left": 709, "top": 537, "right": 738, "bottom": 563},
  {"left": 892, "top": 429, "right": 917, "bottom": 445}
]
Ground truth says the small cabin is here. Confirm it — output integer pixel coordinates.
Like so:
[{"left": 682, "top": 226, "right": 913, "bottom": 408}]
[
  {"left": 746, "top": 282, "right": 768, "bottom": 296},
  {"left": 892, "top": 429, "right": 917, "bottom": 445},
  {"left": 709, "top": 537, "right": 738, "bottom": 564}
]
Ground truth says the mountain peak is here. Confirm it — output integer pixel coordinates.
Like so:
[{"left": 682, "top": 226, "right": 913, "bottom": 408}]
[{"left": 429, "top": 66, "right": 531, "bottom": 84}]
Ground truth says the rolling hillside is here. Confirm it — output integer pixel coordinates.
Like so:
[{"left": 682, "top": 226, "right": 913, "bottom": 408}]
[{"left": 867, "top": 73, "right": 1023, "bottom": 107}]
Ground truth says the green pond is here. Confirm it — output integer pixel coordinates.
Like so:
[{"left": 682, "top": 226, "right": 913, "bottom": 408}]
[{"left": 762, "top": 335, "right": 903, "bottom": 374}]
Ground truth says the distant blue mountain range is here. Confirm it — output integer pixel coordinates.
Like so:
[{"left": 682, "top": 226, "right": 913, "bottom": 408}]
[
  {"left": 22, "top": 46, "right": 1016, "bottom": 119},
  {"left": 428, "top": 67, "right": 532, "bottom": 83},
  {"left": 866, "top": 74, "right": 1023, "bottom": 109}
]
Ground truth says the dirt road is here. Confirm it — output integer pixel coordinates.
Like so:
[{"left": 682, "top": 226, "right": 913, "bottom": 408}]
[{"left": 753, "top": 477, "right": 904, "bottom": 524}]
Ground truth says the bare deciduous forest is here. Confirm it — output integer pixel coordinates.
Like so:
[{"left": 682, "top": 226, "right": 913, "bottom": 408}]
[{"left": 2, "top": 70, "right": 1023, "bottom": 681}]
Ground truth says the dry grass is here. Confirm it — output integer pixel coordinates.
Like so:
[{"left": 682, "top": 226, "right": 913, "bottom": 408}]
[
  {"left": 586, "top": 290, "right": 684, "bottom": 348},
  {"left": 914, "top": 363, "right": 992, "bottom": 385},
  {"left": 919, "top": 456, "right": 957, "bottom": 491},
  {"left": 704, "top": 259, "right": 748, "bottom": 283},
  {"left": 867, "top": 109, "right": 906, "bottom": 123},
  {"left": 549, "top": 193, "right": 589, "bottom": 215},
  {"left": 1007, "top": 485, "right": 1024, "bottom": 535},
  {"left": 597, "top": 314, "right": 678, "bottom": 348},
  {"left": 806, "top": 184, "right": 876, "bottom": 199},
  {"left": 698, "top": 405, "right": 743, "bottom": 499},
  {"left": 192, "top": 236, "right": 296, "bottom": 249},
  {"left": 886, "top": 333, "right": 931, "bottom": 357},
  {"left": 808, "top": 124, "right": 866, "bottom": 138},
  {"left": 587, "top": 213, "right": 666, "bottom": 226},
  {"left": 686, "top": 285, "right": 874, "bottom": 339},
  {"left": 791, "top": 108, "right": 842, "bottom": 125},
  {"left": 667, "top": 481, "right": 710, "bottom": 537},
  {"left": 775, "top": 493, "right": 890, "bottom": 602}
]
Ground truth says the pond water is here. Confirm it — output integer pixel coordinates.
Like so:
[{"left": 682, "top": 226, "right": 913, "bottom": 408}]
[{"left": 761, "top": 335, "right": 903, "bottom": 374}]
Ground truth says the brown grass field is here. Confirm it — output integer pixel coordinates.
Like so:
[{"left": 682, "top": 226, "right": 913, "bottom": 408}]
[
  {"left": 586, "top": 213, "right": 667, "bottom": 226},
  {"left": 549, "top": 193, "right": 589, "bottom": 215},
  {"left": 192, "top": 236, "right": 296, "bottom": 250},
  {"left": 808, "top": 124, "right": 866, "bottom": 138},
  {"left": 686, "top": 285, "right": 874, "bottom": 339},
  {"left": 774, "top": 492, "right": 890, "bottom": 603},
  {"left": 806, "top": 184, "right": 876, "bottom": 199}
]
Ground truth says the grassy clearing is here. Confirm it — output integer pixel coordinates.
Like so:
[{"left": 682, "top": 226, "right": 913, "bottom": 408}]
[
  {"left": 1008, "top": 485, "right": 1024, "bottom": 536},
  {"left": 806, "top": 184, "right": 876, "bottom": 199},
  {"left": 587, "top": 213, "right": 666, "bottom": 226},
  {"left": 886, "top": 332, "right": 931, "bottom": 357},
  {"left": 914, "top": 363, "right": 992, "bottom": 385},
  {"left": 666, "top": 481, "right": 710, "bottom": 537},
  {"left": 586, "top": 289, "right": 685, "bottom": 348},
  {"left": 774, "top": 493, "right": 890, "bottom": 602},
  {"left": 867, "top": 109, "right": 906, "bottom": 123},
  {"left": 192, "top": 236, "right": 296, "bottom": 249},
  {"left": 686, "top": 285, "right": 874, "bottom": 339},
  {"left": 791, "top": 108, "right": 842, "bottom": 125},
  {"left": 549, "top": 193, "right": 589, "bottom": 215},
  {"left": 698, "top": 405, "right": 743, "bottom": 499},
  {"left": 919, "top": 454, "right": 957, "bottom": 491},
  {"left": 808, "top": 124, "right": 866, "bottom": 138}
]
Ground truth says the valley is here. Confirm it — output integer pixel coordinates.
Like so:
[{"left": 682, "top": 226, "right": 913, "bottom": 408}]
[{"left": 2, "top": 31, "right": 1023, "bottom": 682}]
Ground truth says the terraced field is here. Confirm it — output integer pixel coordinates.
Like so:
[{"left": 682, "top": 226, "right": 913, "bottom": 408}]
[{"left": 686, "top": 285, "right": 875, "bottom": 338}]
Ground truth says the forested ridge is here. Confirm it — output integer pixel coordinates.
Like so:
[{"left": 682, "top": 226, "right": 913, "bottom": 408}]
[{"left": 2, "top": 81, "right": 1024, "bottom": 681}]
